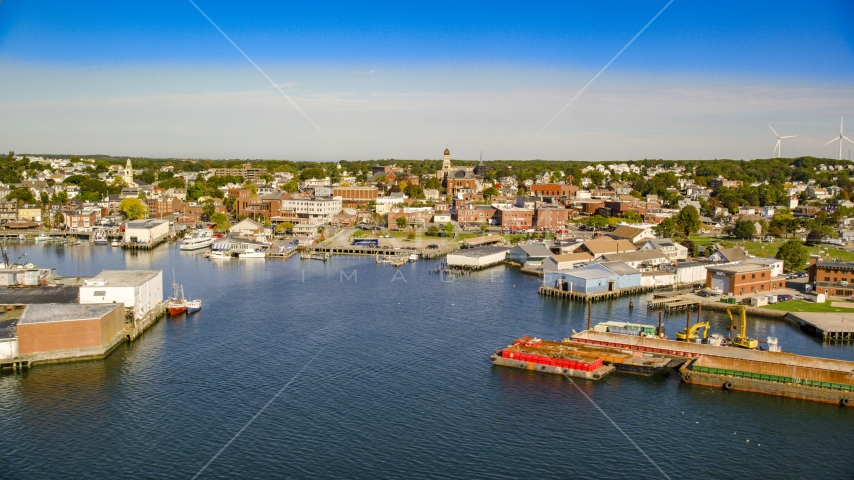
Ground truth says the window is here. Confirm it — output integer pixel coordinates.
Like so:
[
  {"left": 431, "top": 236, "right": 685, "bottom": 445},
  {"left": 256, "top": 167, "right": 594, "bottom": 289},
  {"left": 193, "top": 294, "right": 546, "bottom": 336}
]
[
  {"left": 825, "top": 277, "right": 831, "bottom": 281},
  {"left": 93, "top": 291, "right": 106, "bottom": 296},
  {"left": 741, "top": 275, "right": 746, "bottom": 280},
  {"left": 752, "top": 274, "right": 756, "bottom": 279},
  {"left": 760, "top": 285, "right": 765, "bottom": 290},
  {"left": 761, "top": 273, "right": 765, "bottom": 278}
]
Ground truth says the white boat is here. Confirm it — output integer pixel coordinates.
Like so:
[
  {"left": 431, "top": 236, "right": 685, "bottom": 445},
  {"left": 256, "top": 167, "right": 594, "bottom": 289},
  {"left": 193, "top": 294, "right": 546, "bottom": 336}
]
[
  {"left": 186, "top": 299, "right": 202, "bottom": 313},
  {"left": 205, "top": 250, "right": 231, "bottom": 259},
  {"left": 236, "top": 248, "right": 266, "bottom": 258},
  {"left": 409, "top": 253, "right": 418, "bottom": 262},
  {"left": 180, "top": 229, "right": 214, "bottom": 251},
  {"left": 93, "top": 230, "right": 108, "bottom": 245},
  {"left": 34, "top": 234, "right": 51, "bottom": 243},
  {"left": 111, "top": 240, "right": 119, "bottom": 247}
]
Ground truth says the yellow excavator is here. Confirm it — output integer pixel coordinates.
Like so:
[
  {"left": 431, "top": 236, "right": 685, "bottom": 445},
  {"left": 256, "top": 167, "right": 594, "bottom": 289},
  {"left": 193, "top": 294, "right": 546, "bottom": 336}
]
[
  {"left": 727, "top": 305, "right": 758, "bottom": 349},
  {"left": 676, "top": 321, "right": 710, "bottom": 342}
]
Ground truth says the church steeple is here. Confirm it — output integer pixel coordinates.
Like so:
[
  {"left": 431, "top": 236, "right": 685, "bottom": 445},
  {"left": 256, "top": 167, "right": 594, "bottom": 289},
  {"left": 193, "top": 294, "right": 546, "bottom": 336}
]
[{"left": 123, "top": 158, "right": 134, "bottom": 186}]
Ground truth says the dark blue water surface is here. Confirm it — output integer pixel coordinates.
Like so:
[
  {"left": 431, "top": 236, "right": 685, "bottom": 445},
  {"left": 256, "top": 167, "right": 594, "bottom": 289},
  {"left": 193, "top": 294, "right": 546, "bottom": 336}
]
[{"left": 1, "top": 243, "right": 853, "bottom": 479}]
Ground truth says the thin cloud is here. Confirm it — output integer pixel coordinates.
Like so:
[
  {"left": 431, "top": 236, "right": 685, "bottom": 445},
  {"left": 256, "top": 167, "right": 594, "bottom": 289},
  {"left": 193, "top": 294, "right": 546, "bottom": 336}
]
[{"left": 353, "top": 69, "right": 376, "bottom": 75}]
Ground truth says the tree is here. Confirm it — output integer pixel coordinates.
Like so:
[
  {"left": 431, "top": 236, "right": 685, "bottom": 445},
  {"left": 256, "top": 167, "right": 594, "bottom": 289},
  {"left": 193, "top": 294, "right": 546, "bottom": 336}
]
[
  {"left": 653, "top": 217, "right": 676, "bottom": 238},
  {"left": 211, "top": 212, "right": 230, "bottom": 232},
  {"left": 675, "top": 205, "right": 701, "bottom": 236},
  {"left": 50, "top": 191, "right": 68, "bottom": 204},
  {"left": 680, "top": 239, "right": 697, "bottom": 257},
  {"left": 806, "top": 227, "right": 833, "bottom": 245},
  {"left": 586, "top": 215, "right": 609, "bottom": 230},
  {"left": 40, "top": 192, "right": 49, "bottom": 205},
  {"left": 7, "top": 188, "right": 35, "bottom": 205},
  {"left": 202, "top": 200, "right": 216, "bottom": 221},
  {"left": 53, "top": 212, "right": 65, "bottom": 226},
  {"left": 482, "top": 187, "right": 499, "bottom": 199},
  {"left": 731, "top": 220, "right": 757, "bottom": 239},
  {"left": 776, "top": 239, "right": 809, "bottom": 273},
  {"left": 275, "top": 221, "right": 294, "bottom": 233},
  {"left": 621, "top": 211, "right": 643, "bottom": 224},
  {"left": 480, "top": 222, "right": 488, "bottom": 232},
  {"left": 396, "top": 216, "right": 408, "bottom": 229},
  {"left": 442, "top": 222, "right": 454, "bottom": 236},
  {"left": 118, "top": 198, "right": 148, "bottom": 220},
  {"left": 427, "top": 225, "right": 439, "bottom": 236}
]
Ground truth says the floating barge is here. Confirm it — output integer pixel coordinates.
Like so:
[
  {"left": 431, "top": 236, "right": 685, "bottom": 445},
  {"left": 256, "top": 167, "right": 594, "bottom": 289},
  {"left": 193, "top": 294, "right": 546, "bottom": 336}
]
[
  {"left": 492, "top": 336, "right": 677, "bottom": 379},
  {"left": 681, "top": 355, "right": 854, "bottom": 407}
]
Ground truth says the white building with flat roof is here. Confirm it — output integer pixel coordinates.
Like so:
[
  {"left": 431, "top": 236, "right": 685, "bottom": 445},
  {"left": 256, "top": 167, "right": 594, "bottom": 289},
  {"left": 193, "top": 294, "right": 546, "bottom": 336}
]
[
  {"left": 279, "top": 197, "right": 342, "bottom": 224},
  {"left": 124, "top": 219, "right": 170, "bottom": 245},
  {"left": 79, "top": 270, "right": 163, "bottom": 320}
]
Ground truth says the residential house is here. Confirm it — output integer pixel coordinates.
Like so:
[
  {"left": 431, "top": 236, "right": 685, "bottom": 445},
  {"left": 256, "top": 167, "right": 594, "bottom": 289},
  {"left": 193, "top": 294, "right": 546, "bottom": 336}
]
[
  {"left": 576, "top": 238, "right": 637, "bottom": 259},
  {"left": 708, "top": 247, "right": 749, "bottom": 264},
  {"left": 636, "top": 238, "right": 689, "bottom": 260},
  {"left": 607, "top": 225, "right": 655, "bottom": 244}
]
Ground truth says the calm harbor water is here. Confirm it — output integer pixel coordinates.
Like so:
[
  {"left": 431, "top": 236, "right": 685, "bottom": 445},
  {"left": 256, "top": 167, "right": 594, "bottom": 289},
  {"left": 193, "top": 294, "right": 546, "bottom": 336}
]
[{"left": 1, "top": 243, "right": 853, "bottom": 479}]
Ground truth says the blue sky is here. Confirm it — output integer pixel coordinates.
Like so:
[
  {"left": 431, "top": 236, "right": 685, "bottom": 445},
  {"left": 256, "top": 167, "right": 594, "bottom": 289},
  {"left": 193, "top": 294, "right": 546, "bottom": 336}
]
[{"left": 1, "top": 0, "right": 853, "bottom": 160}]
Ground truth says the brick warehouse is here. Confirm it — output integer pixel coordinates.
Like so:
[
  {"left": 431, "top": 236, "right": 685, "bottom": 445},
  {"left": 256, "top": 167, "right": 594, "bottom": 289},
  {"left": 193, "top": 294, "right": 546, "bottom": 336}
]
[{"left": 706, "top": 264, "right": 784, "bottom": 296}]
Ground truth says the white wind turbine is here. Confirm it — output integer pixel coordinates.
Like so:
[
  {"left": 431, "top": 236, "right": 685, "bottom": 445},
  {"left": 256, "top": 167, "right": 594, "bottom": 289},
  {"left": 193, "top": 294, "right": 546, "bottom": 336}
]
[
  {"left": 769, "top": 125, "right": 797, "bottom": 158},
  {"left": 824, "top": 117, "right": 854, "bottom": 161}
]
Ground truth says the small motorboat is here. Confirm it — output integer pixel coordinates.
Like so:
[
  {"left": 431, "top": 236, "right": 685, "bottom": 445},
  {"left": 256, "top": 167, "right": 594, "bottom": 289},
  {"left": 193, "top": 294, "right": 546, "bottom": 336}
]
[
  {"left": 205, "top": 250, "right": 231, "bottom": 259},
  {"left": 237, "top": 248, "right": 265, "bottom": 258},
  {"left": 409, "top": 253, "right": 418, "bottom": 262},
  {"left": 34, "top": 234, "right": 51, "bottom": 243},
  {"left": 111, "top": 240, "right": 119, "bottom": 247},
  {"left": 93, "top": 230, "right": 108, "bottom": 245},
  {"left": 186, "top": 299, "right": 202, "bottom": 313}
]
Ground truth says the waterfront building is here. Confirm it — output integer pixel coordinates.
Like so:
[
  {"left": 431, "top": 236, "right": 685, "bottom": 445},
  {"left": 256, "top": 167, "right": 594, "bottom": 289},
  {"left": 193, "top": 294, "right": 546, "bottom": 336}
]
[
  {"left": 705, "top": 264, "right": 782, "bottom": 296},
  {"left": 545, "top": 261, "right": 641, "bottom": 293},
  {"left": 599, "top": 250, "right": 670, "bottom": 270},
  {"left": 16, "top": 303, "right": 126, "bottom": 362},
  {"left": 507, "top": 244, "right": 552, "bottom": 265},
  {"left": 576, "top": 238, "right": 637, "bottom": 259},
  {"left": 80, "top": 270, "right": 163, "bottom": 320},
  {"left": 446, "top": 246, "right": 508, "bottom": 268},
  {"left": 708, "top": 246, "right": 749, "bottom": 264},
  {"left": 607, "top": 225, "right": 656, "bottom": 244},
  {"left": 123, "top": 219, "right": 169, "bottom": 245}
]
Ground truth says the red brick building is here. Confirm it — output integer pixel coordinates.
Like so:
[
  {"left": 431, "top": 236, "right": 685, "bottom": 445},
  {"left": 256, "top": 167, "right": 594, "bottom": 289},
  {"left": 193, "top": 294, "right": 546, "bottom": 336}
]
[
  {"left": 456, "top": 206, "right": 497, "bottom": 225},
  {"left": 809, "top": 258, "right": 854, "bottom": 298},
  {"left": 706, "top": 264, "right": 783, "bottom": 296},
  {"left": 530, "top": 184, "right": 578, "bottom": 198},
  {"left": 496, "top": 207, "right": 533, "bottom": 230},
  {"left": 534, "top": 207, "right": 569, "bottom": 230},
  {"left": 333, "top": 186, "right": 378, "bottom": 201}
]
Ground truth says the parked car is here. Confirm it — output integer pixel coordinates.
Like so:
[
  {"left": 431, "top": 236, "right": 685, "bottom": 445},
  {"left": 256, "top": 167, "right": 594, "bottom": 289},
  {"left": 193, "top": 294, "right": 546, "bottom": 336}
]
[{"left": 427, "top": 244, "right": 439, "bottom": 249}]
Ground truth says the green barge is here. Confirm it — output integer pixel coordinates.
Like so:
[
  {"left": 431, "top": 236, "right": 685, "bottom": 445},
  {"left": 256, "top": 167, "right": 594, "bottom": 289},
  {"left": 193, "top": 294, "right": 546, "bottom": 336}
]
[{"left": 681, "top": 355, "right": 854, "bottom": 406}]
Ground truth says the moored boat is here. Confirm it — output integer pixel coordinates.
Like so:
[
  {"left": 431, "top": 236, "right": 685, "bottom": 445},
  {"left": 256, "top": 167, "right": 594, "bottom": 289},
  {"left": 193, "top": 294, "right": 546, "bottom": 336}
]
[
  {"left": 34, "top": 234, "right": 51, "bottom": 243},
  {"left": 186, "top": 299, "right": 202, "bottom": 313},
  {"left": 111, "top": 240, "right": 119, "bottom": 247},
  {"left": 236, "top": 248, "right": 265, "bottom": 258},
  {"left": 205, "top": 250, "right": 231, "bottom": 259},
  {"left": 93, "top": 230, "right": 108, "bottom": 245},
  {"left": 180, "top": 229, "right": 214, "bottom": 251},
  {"left": 166, "top": 278, "right": 187, "bottom": 315},
  {"left": 409, "top": 253, "right": 418, "bottom": 262}
]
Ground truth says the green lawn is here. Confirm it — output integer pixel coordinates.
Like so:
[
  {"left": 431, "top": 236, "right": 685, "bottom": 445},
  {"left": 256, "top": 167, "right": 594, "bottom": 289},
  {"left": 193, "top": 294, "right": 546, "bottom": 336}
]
[
  {"left": 352, "top": 230, "right": 369, "bottom": 238},
  {"left": 705, "top": 237, "right": 854, "bottom": 265},
  {"left": 687, "top": 236, "right": 721, "bottom": 247},
  {"left": 762, "top": 300, "right": 854, "bottom": 313}
]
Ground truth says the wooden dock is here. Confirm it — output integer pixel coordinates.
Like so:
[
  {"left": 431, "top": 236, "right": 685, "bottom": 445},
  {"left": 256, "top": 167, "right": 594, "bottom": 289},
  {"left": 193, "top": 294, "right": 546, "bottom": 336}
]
[
  {"left": 538, "top": 285, "right": 656, "bottom": 303},
  {"left": 647, "top": 296, "right": 700, "bottom": 311}
]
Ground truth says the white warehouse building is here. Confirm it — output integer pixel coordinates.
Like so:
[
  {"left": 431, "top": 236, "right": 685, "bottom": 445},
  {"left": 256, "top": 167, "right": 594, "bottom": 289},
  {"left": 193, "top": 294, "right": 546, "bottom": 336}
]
[
  {"left": 124, "top": 219, "right": 170, "bottom": 245},
  {"left": 79, "top": 270, "right": 163, "bottom": 320}
]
